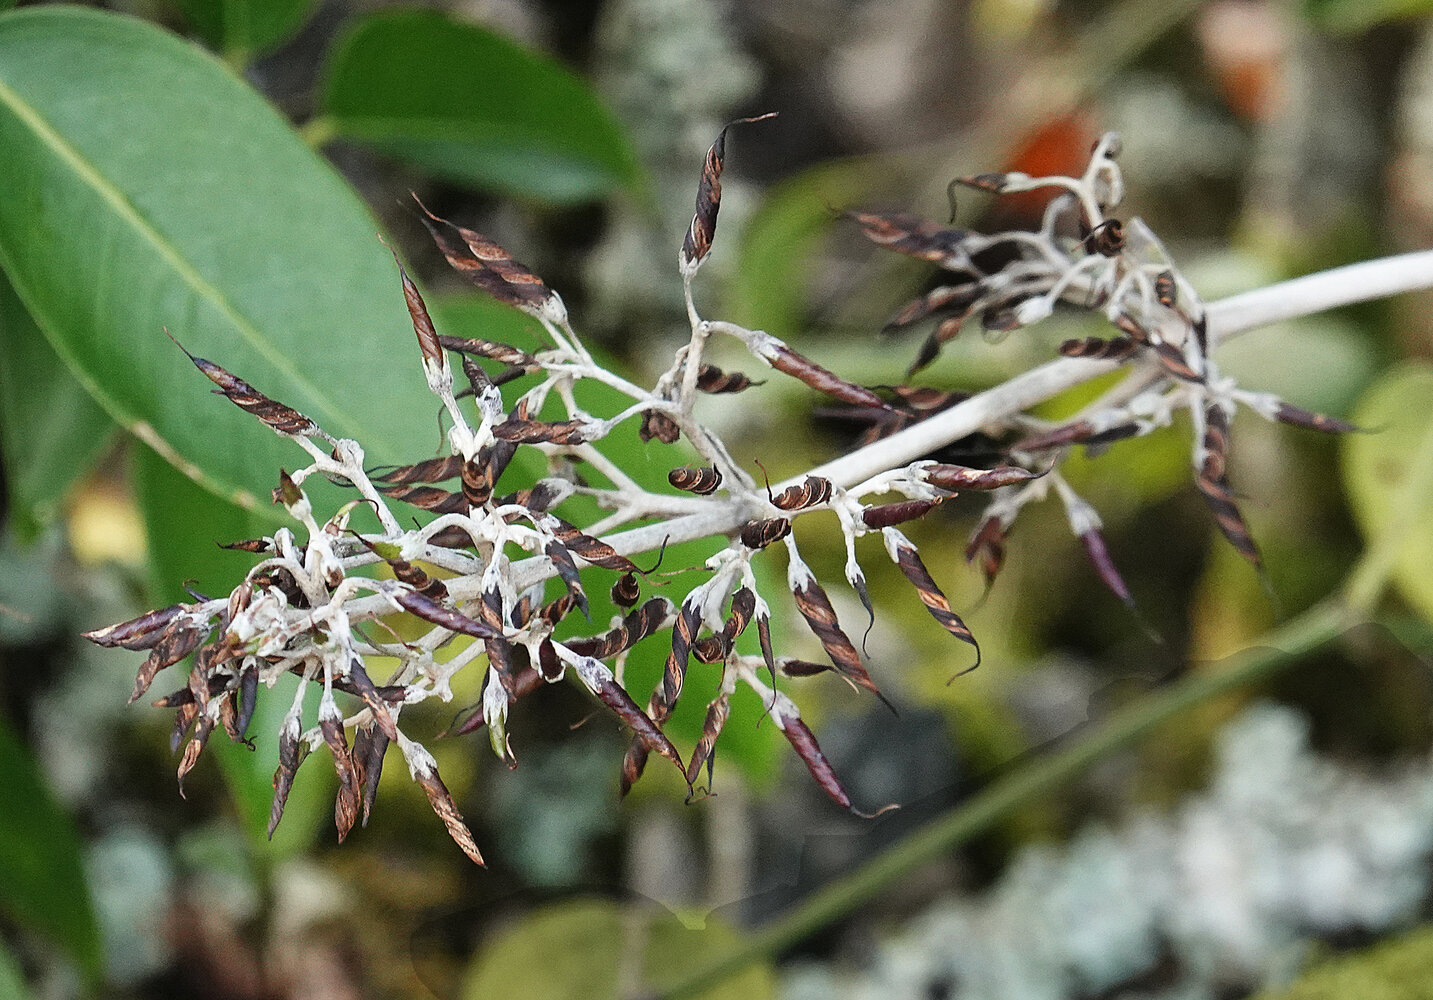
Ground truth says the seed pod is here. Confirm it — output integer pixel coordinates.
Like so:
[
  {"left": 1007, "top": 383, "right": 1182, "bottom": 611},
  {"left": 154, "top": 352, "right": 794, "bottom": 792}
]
[
  {"left": 791, "top": 576, "right": 885, "bottom": 701},
  {"left": 167, "top": 332, "right": 318, "bottom": 437},
  {"left": 376, "top": 483, "right": 470, "bottom": 514},
  {"left": 1084, "top": 424, "right": 1141, "bottom": 448},
  {"left": 1111, "top": 312, "right": 1149, "bottom": 342},
  {"left": 723, "top": 588, "right": 757, "bottom": 645},
  {"left": 234, "top": 662, "right": 259, "bottom": 740},
  {"left": 779, "top": 658, "right": 831, "bottom": 677},
  {"left": 1151, "top": 340, "right": 1201, "bottom": 382},
  {"left": 345, "top": 658, "right": 400, "bottom": 742},
  {"left": 696, "top": 364, "right": 760, "bottom": 394},
  {"left": 610, "top": 572, "right": 641, "bottom": 609},
  {"left": 372, "top": 454, "right": 465, "bottom": 485},
  {"left": 1058, "top": 336, "right": 1137, "bottom": 361},
  {"left": 883, "top": 285, "right": 977, "bottom": 333},
  {"left": 1154, "top": 270, "right": 1177, "bottom": 308},
  {"left": 451, "top": 662, "right": 545, "bottom": 736},
  {"left": 396, "top": 591, "right": 502, "bottom": 640},
  {"left": 965, "top": 516, "right": 1007, "bottom": 589},
  {"left": 416, "top": 201, "right": 551, "bottom": 314},
  {"left": 639, "top": 410, "right": 682, "bottom": 444},
  {"left": 272, "top": 468, "right": 303, "bottom": 508},
  {"left": 620, "top": 600, "right": 700, "bottom": 796},
  {"left": 761, "top": 341, "right": 891, "bottom": 412},
  {"left": 669, "top": 465, "right": 723, "bottom": 495},
  {"left": 549, "top": 519, "right": 639, "bottom": 572},
  {"left": 130, "top": 619, "right": 207, "bottom": 703},
  {"left": 692, "top": 635, "right": 728, "bottom": 664},
  {"left": 351, "top": 723, "right": 389, "bottom": 828},
  {"left": 219, "top": 537, "right": 273, "bottom": 554},
  {"left": 740, "top": 517, "right": 791, "bottom": 550},
  {"left": 682, "top": 112, "right": 778, "bottom": 270},
  {"left": 884, "top": 530, "right": 980, "bottom": 672},
  {"left": 565, "top": 598, "right": 674, "bottom": 661},
  {"left": 685, "top": 692, "right": 731, "bottom": 794},
  {"left": 269, "top": 716, "right": 308, "bottom": 839},
  {"left": 491, "top": 418, "right": 590, "bottom": 445},
  {"left": 757, "top": 613, "right": 777, "bottom": 684},
  {"left": 1084, "top": 219, "right": 1125, "bottom": 256},
  {"left": 1197, "top": 405, "right": 1261, "bottom": 567},
  {"left": 544, "top": 540, "right": 589, "bottom": 619},
  {"left": 391, "top": 253, "right": 445, "bottom": 373},
  {"left": 437, "top": 334, "right": 539, "bottom": 371},
  {"left": 923, "top": 463, "right": 1043, "bottom": 491},
  {"left": 847, "top": 210, "right": 970, "bottom": 264},
  {"left": 769, "top": 475, "right": 833, "bottom": 511},
  {"left": 1014, "top": 421, "right": 1096, "bottom": 452},
  {"left": 408, "top": 748, "right": 485, "bottom": 866},
  {"left": 540, "top": 593, "right": 577, "bottom": 626},
  {"left": 957, "top": 171, "right": 1015, "bottom": 193},
  {"left": 1274, "top": 402, "right": 1357, "bottom": 435},
  {"left": 1080, "top": 528, "right": 1135, "bottom": 607},
  {"left": 861, "top": 497, "right": 944, "bottom": 530},
  {"left": 83, "top": 603, "right": 187, "bottom": 650},
  {"left": 320, "top": 710, "right": 360, "bottom": 842},
  {"left": 773, "top": 699, "right": 895, "bottom": 818}
]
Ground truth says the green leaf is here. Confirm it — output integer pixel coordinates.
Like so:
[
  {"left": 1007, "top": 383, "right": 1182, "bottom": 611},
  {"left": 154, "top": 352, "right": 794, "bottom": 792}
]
[
  {"left": 317, "top": 10, "right": 644, "bottom": 204},
  {"left": 131, "top": 445, "right": 334, "bottom": 855},
  {"left": 0, "top": 6, "right": 442, "bottom": 524},
  {"left": 459, "top": 899, "right": 774, "bottom": 1000},
  {"left": 0, "top": 268, "right": 116, "bottom": 538},
  {"left": 1302, "top": 0, "right": 1433, "bottom": 34},
  {"left": 1341, "top": 361, "right": 1433, "bottom": 621},
  {"left": 170, "top": 0, "right": 317, "bottom": 60},
  {"left": 0, "top": 714, "right": 102, "bottom": 982},
  {"left": 1248, "top": 923, "right": 1433, "bottom": 1000}
]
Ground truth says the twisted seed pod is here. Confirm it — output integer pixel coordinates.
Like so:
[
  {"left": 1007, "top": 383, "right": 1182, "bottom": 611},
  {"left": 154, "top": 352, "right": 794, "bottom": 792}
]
[
  {"left": 668, "top": 466, "right": 722, "bottom": 495},
  {"left": 610, "top": 572, "right": 641, "bottom": 609},
  {"left": 769, "top": 475, "right": 832, "bottom": 511},
  {"left": 639, "top": 410, "right": 681, "bottom": 444},
  {"left": 682, "top": 112, "right": 777, "bottom": 268},
  {"left": 371, "top": 454, "right": 464, "bottom": 485},
  {"left": 1058, "top": 336, "right": 1137, "bottom": 361},
  {"left": 740, "top": 517, "right": 791, "bottom": 550},
  {"left": 1154, "top": 270, "right": 1177, "bottom": 308},
  {"left": 696, "top": 364, "right": 760, "bottom": 394},
  {"left": 167, "top": 332, "right": 318, "bottom": 437},
  {"left": 861, "top": 497, "right": 944, "bottom": 530}
]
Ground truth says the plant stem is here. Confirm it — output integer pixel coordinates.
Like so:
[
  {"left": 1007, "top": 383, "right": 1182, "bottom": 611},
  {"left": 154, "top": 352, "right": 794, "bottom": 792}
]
[{"left": 651, "top": 599, "right": 1361, "bottom": 999}]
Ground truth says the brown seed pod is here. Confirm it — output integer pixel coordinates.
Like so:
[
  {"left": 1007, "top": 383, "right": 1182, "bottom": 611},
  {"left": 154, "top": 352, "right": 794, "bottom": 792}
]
[
  {"left": 411, "top": 757, "right": 485, "bottom": 866},
  {"left": 565, "top": 598, "right": 674, "bottom": 661},
  {"left": 345, "top": 659, "right": 400, "bottom": 742},
  {"left": 390, "top": 252, "right": 444, "bottom": 372},
  {"left": 777, "top": 710, "right": 895, "bottom": 818},
  {"left": 696, "top": 364, "right": 761, "bottom": 394},
  {"left": 83, "top": 603, "right": 188, "bottom": 650},
  {"left": 1058, "top": 336, "right": 1137, "bottom": 361},
  {"left": 1154, "top": 270, "right": 1177, "bottom": 308},
  {"left": 1079, "top": 528, "right": 1135, "bottom": 607},
  {"left": 1197, "top": 406, "right": 1261, "bottom": 567},
  {"left": 320, "top": 711, "right": 360, "bottom": 842},
  {"left": 1083, "top": 219, "right": 1125, "bottom": 257},
  {"left": 395, "top": 591, "right": 502, "bottom": 640},
  {"left": 740, "top": 517, "right": 791, "bottom": 550},
  {"left": 451, "top": 662, "right": 545, "bottom": 737},
  {"left": 924, "top": 463, "right": 1043, "bottom": 491},
  {"left": 437, "top": 334, "right": 539, "bottom": 372},
  {"left": 549, "top": 519, "right": 639, "bottom": 572},
  {"left": 544, "top": 540, "right": 589, "bottom": 619},
  {"left": 885, "top": 532, "right": 980, "bottom": 672},
  {"left": 1274, "top": 402, "right": 1358, "bottom": 435},
  {"left": 639, "top": 410, "right": 682, "bottom": 444},
  {"left": 491, "top": 419, "right": 590, "bottom": 445},
  {"left": 861, "top": 497, "right": 944, "bottom": 530},
  {"left": 791, "top": 576, "right": 886, "bottom": 701},
  {"left": 768, "top": 475, "right": 833, "bottom": 511},
  {"left": 723, "top": 588, "right": 757, "bottom": 645},
  {"left": 1014, "top": 420, "right": 1096, "bottom": 453},
  {"left": 351, "top": 724, "right": 389, "bottom": 828},
  {"left": 375, "top": 483, "right": 470, "bottom": 514},
  {"left": 692, "top": 635, "right": 728, "bottom": 664},
  {"left": 166, "top": 331, "right": 318, "bottom": 437},
  {"left": 762, "top": 341, "right": 892, "bottom": 412},
  {"left": 620, "top": 600, "right": 701, "bottom": 797},
  {"left": 682, "top": 112, "right": 778, "bottom": 269},
  {"left": 848, "top": 210, "right": 971, "bottom": 265},
  {"left": 1151, "top": 340, "right": 1202, "bottom": 382},
  {"left": 416, "top": 199, "right": 551, "bottom": 314},
  {"left": 668, "top": 465, "right": 723, "bottom": 495},
  {"left": 965, "top": 514, "right": 1008, "bottom": 588},
  {"left": 269, "top": 720, "right": 309, "bottom": 839},
  {"left": 883, "top": 284, "right": 978, "bottom": 332},
  {"left": 610, "top": 572, "right": 641, "bottom": 609},
  {"left": 371, "top": 454, "right": 465, "bottom": 485},
  {"left": 778, "top": 658, "right": 831, "bottom": 677},
  {"left": 129, "top": 618, "right": 207, "bottom": 704},
  {"left": 685, "top": 693, "right": 732, "bottom": 795}
]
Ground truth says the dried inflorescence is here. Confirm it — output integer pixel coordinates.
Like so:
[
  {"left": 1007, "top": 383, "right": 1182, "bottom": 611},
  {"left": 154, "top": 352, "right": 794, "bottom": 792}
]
[{"left": 87, "top": 127, "right": 1352, "bottom": 864}]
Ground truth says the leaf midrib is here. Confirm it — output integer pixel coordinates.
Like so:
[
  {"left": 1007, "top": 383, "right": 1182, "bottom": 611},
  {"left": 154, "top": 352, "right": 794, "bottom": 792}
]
[{"left": 0, "top": 74, "right": 382, "bottom": 450}]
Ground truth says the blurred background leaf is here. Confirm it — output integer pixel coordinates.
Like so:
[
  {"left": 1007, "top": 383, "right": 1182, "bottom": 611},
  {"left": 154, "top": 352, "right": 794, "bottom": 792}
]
[
  {"left": 170, "top": 0, "right": 317, "bottom": 62},
  {"left": 315, "top": 10, "right": 646, "bottom": 204},
  {"left": 0, "top": 713, "right": 101, "bottom": 983},
  {"left": 0, "top": 6, "right": 438, "bottom": 521},
  {"left": 0, "top": 271, "right": 115, "bottom": 541}
]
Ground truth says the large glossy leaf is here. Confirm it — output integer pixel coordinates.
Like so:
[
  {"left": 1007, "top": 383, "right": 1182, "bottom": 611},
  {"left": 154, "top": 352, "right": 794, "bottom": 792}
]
[
  {"left": 0, "top": 269, "right": 116, "bottom": 538},
  {"left": 1341, "top": 362, "right": 1433, "bottom": 622},
  {"left": 0, "top": 6, "right": 439, "bottom": 522},
  {"left": 171, "top": 0, "right": 317, "bottom": 60},
  {"left": 0, "top": 714, "right": 102, "bottom": 982},
  {"left": 317, "top": 10, "right": 644, "bottom": 204}
]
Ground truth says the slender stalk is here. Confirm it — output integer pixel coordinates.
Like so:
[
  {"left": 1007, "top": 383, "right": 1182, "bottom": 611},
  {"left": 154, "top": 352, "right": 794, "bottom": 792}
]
[{"left": 652, "top": 599, "right": 1361, "bottom": 1000}]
